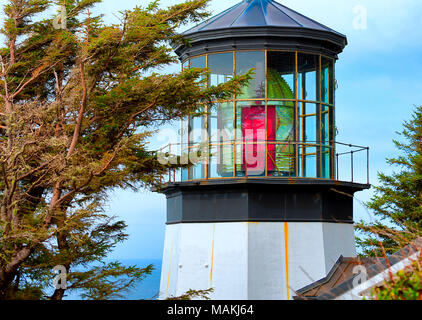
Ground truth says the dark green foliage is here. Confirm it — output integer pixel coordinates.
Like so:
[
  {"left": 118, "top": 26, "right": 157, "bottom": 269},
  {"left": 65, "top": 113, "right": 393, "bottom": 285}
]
[
  {"left": 372, "top": 254, "right": 422, "bottom": 300},
  {"left": 356, "top": 106, "right": 422, "bottom": 256},
  {"left": 167, "top": 288, "right": 214, "bottom": 300},
  {"left": 0, "top": 0, "right": 250, "bottom": 300}
]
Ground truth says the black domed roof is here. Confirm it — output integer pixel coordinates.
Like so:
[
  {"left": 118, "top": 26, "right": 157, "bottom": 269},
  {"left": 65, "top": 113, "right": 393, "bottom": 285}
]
[
  {"left": 185, "top": 0, "right": 344, "bottom": 37},
  {"left": 175, "top": 0, "right": 347, "bottom": 60}
]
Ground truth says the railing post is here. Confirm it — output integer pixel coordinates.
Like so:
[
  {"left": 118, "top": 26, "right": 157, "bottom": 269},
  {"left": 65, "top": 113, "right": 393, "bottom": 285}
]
[
  {"left": 288, "top": 141, "right": 291, "bottom": 179},
  {"left": 245, "top": 140, "right": 248, "bottom": 178},
  {"left": 168, "top": 143, "right": 172, "bottom": 183},
  {"left": 367, "top": 147, "right": 370, "bottom": 185},
  {"left": 330, "top": 146, "right": 334, "bottom": 180},
  {"left": 336, "top": 153, "right": 339, "bottom": 181}
]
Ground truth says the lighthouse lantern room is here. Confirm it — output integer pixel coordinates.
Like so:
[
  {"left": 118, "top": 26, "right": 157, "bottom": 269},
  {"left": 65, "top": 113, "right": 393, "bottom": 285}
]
[{"left": 158, "top": 0, "right": 370, "bottom": 300}]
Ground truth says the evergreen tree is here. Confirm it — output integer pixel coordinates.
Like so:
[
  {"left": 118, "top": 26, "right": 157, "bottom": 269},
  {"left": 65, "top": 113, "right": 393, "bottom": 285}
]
[
  {"left": 0, "top": 0, "right": 250, "bottom": 299},
  {"left": 356, "top": 106, "right": 422, "bottom": 257}
]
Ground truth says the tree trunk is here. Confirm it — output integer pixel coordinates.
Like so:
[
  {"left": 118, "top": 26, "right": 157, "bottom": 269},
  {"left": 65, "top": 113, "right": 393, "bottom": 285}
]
[
  {"left": 50, "top": 288, "right": 66, "bottom": 301},
  {"left": 0, "top": 269, "right": 15, "bottom": 300}
]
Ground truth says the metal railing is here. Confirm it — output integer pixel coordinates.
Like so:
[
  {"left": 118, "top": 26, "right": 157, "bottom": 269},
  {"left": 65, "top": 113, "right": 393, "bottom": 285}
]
[
  {"left": 335, "top": 142, "right": 370, "bottom": 185},
  {"left": 157, "top": 141, "right": 370, "bottom": 185}
]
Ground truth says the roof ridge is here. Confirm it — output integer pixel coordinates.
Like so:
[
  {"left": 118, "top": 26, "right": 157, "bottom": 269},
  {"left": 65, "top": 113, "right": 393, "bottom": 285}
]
[
  {"left": 267, "top": 0, "right": 303, "bottom": 27},
  {"left": 183, "top": 1, "right": 243, "bottom": 33},
  {"left": 258, "top": 0, "right": 270, "bottom": 26},
  {"left": 273, "top": 1, "right": 338, "bottom": 33},
  {"left": 230, "top": 0, "right": 250, "bottom": 27},
  {"left": 296, "top": 255, "right": 345, "bottom": 295},
  {"left": 177, "top": 0, "right": 348, "bottom": 57},
  {"left": 183, "top": 0, "right": 345, "bottom": 37},
  {"left": 314, "top": 238, "right": 422, "bottom": 300}
]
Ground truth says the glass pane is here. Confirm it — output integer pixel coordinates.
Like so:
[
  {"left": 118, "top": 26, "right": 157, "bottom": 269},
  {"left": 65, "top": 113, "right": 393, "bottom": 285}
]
[
  {"left": 321, "top": 57, "right": 334, "bottom": 104},
  {"left": 235, "top": 143, "right": 244, "bottom": 177},
  {"left": 210, "top": 102, "right": 234, "bottom": 144},
  {"left": 235, "top": 101, "right": 266, "bottom": 176},
  {"left": 320, "top": 104, "right": 332, "bottom": 179},
  {"left": 190, "top": 55, "right": 207, "bottom": 86},
  {"left": 235, "top": 101, "right": 266, "bottom": 142},
  {"left": 302, "top": 103, "right": 316, "bottom": 115},
  {"left": 321, "top": 146, "right": 330, "bottom": 179},
  {"left": 180, "top": 118, "right": 189, "bottom": 181},
  {"left": 267, "top": 143, "right": 295, "bottom": 177},
  {"left": 304, "top": 151, "right": 317, "bottom": 178},
  {"left": 190, "top": 55, "right": 206, "bottom": 69},
  {"left": 188, "top": 144, "right": 208, "bottom": 180},
  {"left": 299, "top": 103, "right": 317, "bottom": 143},
  {"left": 321, "top": 105, "right": 330, "bottom": 145},
  {"left": 208, "top": 52, "right": 233, "bottom": 86},
  {"left": 182, "top": 168, "right": 188, "bottom": 181},
  {"left": 299, "top": 146, "right": 317, "bottom": 178},
  {"left": 181, "top": 118, "right": 189, "bottom": 147},
  {"left": 300, "top": 102, "right": 316, "bottom": 115},
  {"left": 189, "top": 109, "right": 206, "bottom": 145},
  {"left": 181, "top": 57, "right": 189, "bottom": 173},
  {"left": 298, "top": 53, "right": 319, "bottom": 102},
  {"left": 182, "top": 60, "right": 189, "bottom": 70},
  {"left": 235, "top": 51, "right": 265, "bottom": 99},
  {"left": 210, "top": 144, "right": 234, "bottom": 178},
  {"left": 267, "top": 52, "right": 295, "bottom": 99},
  {"left": 298, "top": 144, "right": 304, "bottom": 177},
  {"left": 268, "top": 101, "right": 295, "bottom": 143},
  {"left": 305, "top": 115, "right": 316, "bottom": 143},
  {"left": 267, "top": 101, "right": 296, "bottom": 177},
  {"left": 190, "top": 162, "right": 205, "bottom": 180}
]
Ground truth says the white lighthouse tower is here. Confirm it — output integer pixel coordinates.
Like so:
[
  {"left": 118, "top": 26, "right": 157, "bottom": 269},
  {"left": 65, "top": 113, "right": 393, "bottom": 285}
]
[{"left": 158, "top": 0, "right": 370, "bottom": 300}]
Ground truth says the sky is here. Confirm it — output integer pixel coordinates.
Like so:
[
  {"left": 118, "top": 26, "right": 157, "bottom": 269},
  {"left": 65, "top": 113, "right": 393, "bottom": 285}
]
[{"left": 2, "top": 0, "right": 422, "bottom": 260}]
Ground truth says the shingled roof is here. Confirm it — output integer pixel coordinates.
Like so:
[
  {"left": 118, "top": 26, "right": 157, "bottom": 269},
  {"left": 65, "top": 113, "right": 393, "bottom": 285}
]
[
  {"left": 184, "top": 0, "right": 344, "bottom": 37},
  {"left": 294, "top": 256, "right": 383, "bottom": 299},
  {"left": 175, "top": 0, "right": 348, "bottom": 60},
  {"left": 295, "top": 238, "right": 422, "bottom": 300}
]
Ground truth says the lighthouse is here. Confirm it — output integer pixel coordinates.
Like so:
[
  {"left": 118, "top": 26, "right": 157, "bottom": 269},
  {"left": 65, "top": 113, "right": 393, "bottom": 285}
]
[{"left": 158, "top": 0, "right": 370, "bottom": 300}]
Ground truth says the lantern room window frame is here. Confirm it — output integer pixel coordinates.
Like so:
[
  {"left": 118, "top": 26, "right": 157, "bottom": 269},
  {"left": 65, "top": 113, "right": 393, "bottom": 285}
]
[{"left": 181, "top": 49, "right": 337, "bottom": 181}]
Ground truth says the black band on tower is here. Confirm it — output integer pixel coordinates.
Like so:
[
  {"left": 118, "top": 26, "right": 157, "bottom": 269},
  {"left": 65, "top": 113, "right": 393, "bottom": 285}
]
[{"left": 161, "top": 179, "right": 369, "bottom": 225}]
